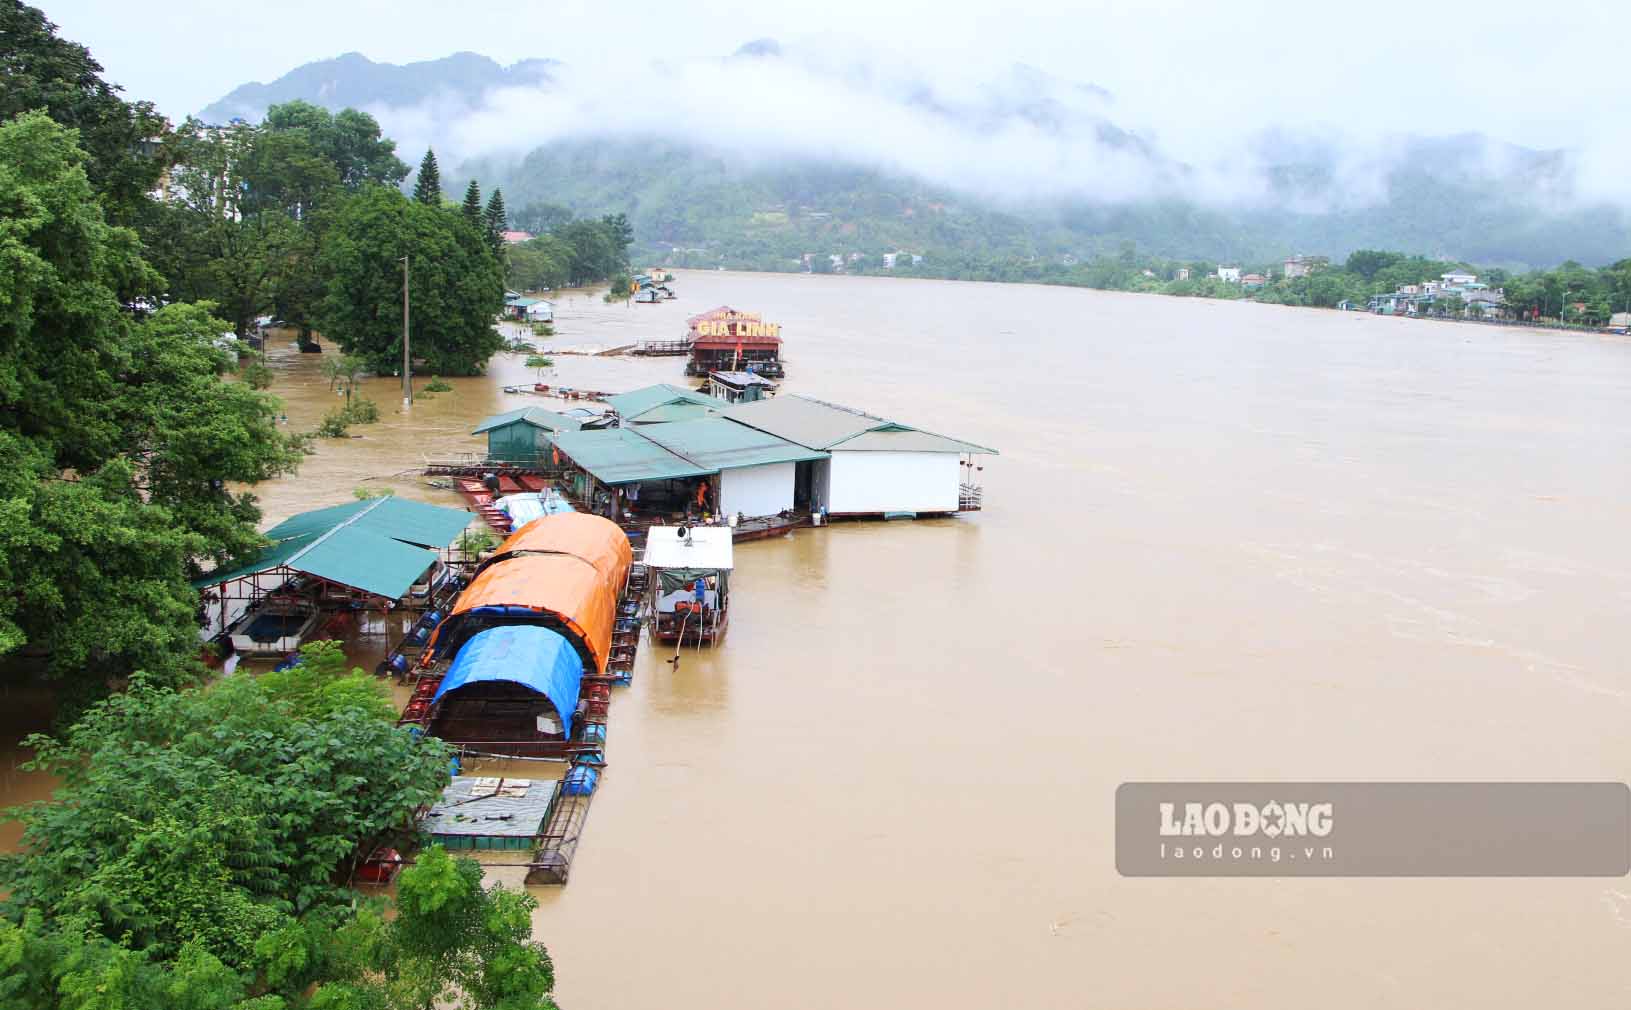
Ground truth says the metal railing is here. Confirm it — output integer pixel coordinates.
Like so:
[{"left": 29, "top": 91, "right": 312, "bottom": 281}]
[{"left": 958, "top": 483, "right": 983, "bottom": 511}]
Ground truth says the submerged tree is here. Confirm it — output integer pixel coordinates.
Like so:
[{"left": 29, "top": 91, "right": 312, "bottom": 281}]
[{"left": 316, "top": 185, "right": 504, "bottom": 376}]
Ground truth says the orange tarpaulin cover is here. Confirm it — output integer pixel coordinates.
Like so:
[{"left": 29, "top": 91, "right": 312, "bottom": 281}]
[
  {"left": 487, "top": 513, "right": 632, "bottom": 601},
  {"left": 441, "top": 554, "right": 618, "bottom": 673}
]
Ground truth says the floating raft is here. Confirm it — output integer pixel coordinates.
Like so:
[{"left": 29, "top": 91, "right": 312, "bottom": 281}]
[{"left": 426, "top": 776, "right": 557, "bottom": 851}]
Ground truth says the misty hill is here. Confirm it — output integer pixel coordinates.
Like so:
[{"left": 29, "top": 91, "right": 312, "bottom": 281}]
[
  {"left": 204, "top": 48, "right": 1631, "bottom": 269},
  {"left": 199, "top": 51, "right": 555, "bottom": 123}
]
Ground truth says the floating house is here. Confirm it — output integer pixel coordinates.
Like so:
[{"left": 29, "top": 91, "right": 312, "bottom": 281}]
[
  {"left": 503, "top": 296, "right": 553, "bottom": 322},
  {"left": 684, "top": 306, "right": 784, "bottom": 377},
  {"left": 425, "top": 777, "right": 558, "bottom": 851},
  {"left": 604, "top": 383, "right": 729, "bottom": 425},
  {"left": 706, "top": 370, "right": 778, "bottom": 404},
  {"left": 193, "top": 496, "right": 474, "bottom": 650},
  {"left": 552, "top": 418, "right": 824, "bottom": 519},
  {"left": 471, "top": 407, "right": 584, "bottom": 465},
  {"left": 723, "top": 395, "right": 996, "bottom": 516}
]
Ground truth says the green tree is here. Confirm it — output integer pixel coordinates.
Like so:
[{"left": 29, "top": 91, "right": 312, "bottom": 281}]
[
  {"left": 316, "top": 186, "right": 504, "bottom": 375},
  {"left": 412, "top": 148, "right": 441, "bottom": 206},
  {"left": 0, "top": 113, "right": 297, "bottom": 698},
  {"left": 483, "top": 188, "right": 508, "bottom": 254},
  {"left": 0, "top": 1, "right": 167, "bottom": 225},
  {"left": 461, "top": 179, "right": 483, "bottom": 229},
  {"left": 313, "top": 847, "right": 557, "bottom": 1010},
  {"left": 262, "top": 100, "right": 407, "bottom": 189}
]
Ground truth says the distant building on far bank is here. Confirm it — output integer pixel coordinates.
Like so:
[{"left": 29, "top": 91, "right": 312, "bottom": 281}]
[
  {"left": 1283, "top": 255, "right": 1328, "bottom": 278},
  {"left": 501, "top": 230, "right": 534, "bottom": 245},
  {"left": 1217, "top": 266, "right": 1242, "bottom": 283},
  {"left": 1241, "top": 273, "right": 1266, "bottom": 288}
]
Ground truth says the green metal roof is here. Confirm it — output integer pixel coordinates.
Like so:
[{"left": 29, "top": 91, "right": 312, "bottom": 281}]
[
  {"left": 634, "top": 417, "right": 828, "bottom": 470},
  {"left": 624, "top": 402, "right": 716, "bottom": 425},
  {"left": 723, "top": 395, "right": 998, "bottom": 454},
  {"left": 471, "top": 406, "right": 584, "bottom": 436},
  {"left": 193, "top": 496, "right": 474, "bottom": 597},
  {"left": 830, "top": 427, "right": 998, "bottom": 454},
  {"left": 551, "top": 428, "right": 712, "bottom": 486},
  {"left": 605, "top": 384, "right": 729, "bottom": 423}
]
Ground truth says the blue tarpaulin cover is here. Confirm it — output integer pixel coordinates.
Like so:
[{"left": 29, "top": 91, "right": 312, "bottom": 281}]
[{"left": 432, "top": 625, "right": 584, "bottom": 738}]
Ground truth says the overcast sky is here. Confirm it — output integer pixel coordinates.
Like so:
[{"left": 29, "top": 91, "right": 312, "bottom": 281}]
[{"left": 41, "top": 0, "right": 1628, "bottom": 153}]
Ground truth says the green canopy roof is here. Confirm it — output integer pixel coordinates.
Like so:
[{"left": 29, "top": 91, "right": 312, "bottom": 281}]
[
  {"left": 551, "top": 428, "right": 712, "bottom": 486},
  {"left": 634, "top": 417, "right": 827, "bottom": 470},
  {"left": 605, "top": 384, "right": 729, "bottom": 424},
  {"left": 193, "top": 496, "right": 474, "bottom": 598},
  {"left": 471, "top": 406, "right": 584, "bottom": 436}
]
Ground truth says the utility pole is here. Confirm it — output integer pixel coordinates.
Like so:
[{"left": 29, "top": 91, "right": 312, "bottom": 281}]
[{"left": 400, "top": 255, "right": 411, "bottom": 408}]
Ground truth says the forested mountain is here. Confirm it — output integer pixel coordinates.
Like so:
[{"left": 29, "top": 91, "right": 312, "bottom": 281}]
[
  {"left": 201, "top": 47, "right": 1631, "bottom": 270},
  {"left": 200, "top": 51, "right": 556, "bottom": 124}
]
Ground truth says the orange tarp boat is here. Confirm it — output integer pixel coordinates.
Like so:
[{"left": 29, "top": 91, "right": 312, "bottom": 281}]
[
  {"left": 484, "top": 513, "right": 632, "bottom": 600},
  {"left": 436, "top": 554, "right": 617, "bottom": 673}
]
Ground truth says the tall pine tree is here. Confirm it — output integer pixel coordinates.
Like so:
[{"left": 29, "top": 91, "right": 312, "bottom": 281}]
[
  {"left": 412, "top": 148, "right": 441, "bottom": 205},
  {"left": 461, "top": 179, "right": 483, "bottom": 229},
  {"left": 482, "top": 188, "right": 508, "bottom": 255}
]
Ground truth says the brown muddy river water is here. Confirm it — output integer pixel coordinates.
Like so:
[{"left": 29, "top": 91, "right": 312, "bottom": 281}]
[{"left": 9, "top": 271, "right": 1631, "bottom": 1007}]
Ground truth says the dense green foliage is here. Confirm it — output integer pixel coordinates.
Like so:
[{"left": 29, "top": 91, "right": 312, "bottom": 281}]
[
  {"left": 0, "top": 642, "right": 561, "bottom": 1009},
  {"left": 316, "top": 185, "right": 505, "bottom": 375},
  {"left": 138, "top": 102, "right": 408, "bottom": 340},
  {"left": 0, "top": 1, "right": 167, "bottom": 226},
  {"left": 504, "top": 214, "right": 634, "bottom": 291},
  {"left": 1, "top": 18, "right": 567, "bottom": 1009},
  {"left": 0, "top": 112, "right": 300, "bottom": 699}
]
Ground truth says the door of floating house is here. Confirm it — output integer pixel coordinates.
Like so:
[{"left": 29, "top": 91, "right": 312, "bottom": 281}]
[{"left": 471, "top": 407, "right": 584, "bottom": 467}]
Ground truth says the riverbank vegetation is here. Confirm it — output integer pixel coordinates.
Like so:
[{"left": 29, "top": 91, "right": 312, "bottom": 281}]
[
  {"left": 503, "top": 210, "right": 635, "bottom": 292},
  {"left": 0, "top": 8, "right": 564, "bottom": 1006},
  {"left": 0, "top": 641, "right": 558, "bottom": 1009}
]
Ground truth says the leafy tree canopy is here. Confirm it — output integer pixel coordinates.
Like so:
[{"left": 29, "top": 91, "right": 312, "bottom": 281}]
[
  {"left": 0, "top": 0, "right": 167, "bottom": 224},
  {"left": 316, "top": 185, "right": 504, "bottom": 376}
]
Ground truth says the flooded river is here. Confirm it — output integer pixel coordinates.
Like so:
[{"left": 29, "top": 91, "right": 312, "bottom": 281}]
[{"left": 10, "top": 271, "right": 1631, "bottom": 1006}]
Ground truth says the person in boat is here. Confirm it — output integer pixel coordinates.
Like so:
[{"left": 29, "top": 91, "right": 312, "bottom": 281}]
[{"left": 694, "top": 479, "right": 709, "bottom": 511}]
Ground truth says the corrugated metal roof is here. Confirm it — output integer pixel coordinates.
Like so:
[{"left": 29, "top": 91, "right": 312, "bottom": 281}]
[
  {"left": 723, "top": 395, "right": 997, "bottom": 454},
  {"left": 552, "top": 428, "right": 712, "bottom": 485},
  {"left": 721, "top": 395, "right": 888, "bottom": 449},
  {"left": 624, "top": 402, "right": 716, "bottom": 425},
  {"left": 710, "top": 371, "right": 778, "bottom": 387},
  {"left": 605, "top": 383, "right": 729, "bottom": 421},
  {"left": 295, "top": 527, "right": 441, "bottom": 599},
  {"left": 425, "top": 776, "right": 558, "bottom": 840},
  {"left": 831, "top": 428, "right": 998, "bottom": 454},
  {"left": 472, "top": 406, "right": 584, "bottom": 435},
  {"left": 634, "top": 417, "right": 827, "bottom": 470},
  {"left": 192, "top": 496, "right": 472, "bottom": 596}
]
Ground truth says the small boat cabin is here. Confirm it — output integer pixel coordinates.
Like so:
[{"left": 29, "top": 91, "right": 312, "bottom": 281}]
[{"left": 644, "top": 525, "right": 734, "bottom": 645}]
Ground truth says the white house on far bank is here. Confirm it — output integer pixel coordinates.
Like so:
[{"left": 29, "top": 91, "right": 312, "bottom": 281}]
[{"left": 1217, "top": 266, "right": 1242, "bottom": 283}]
